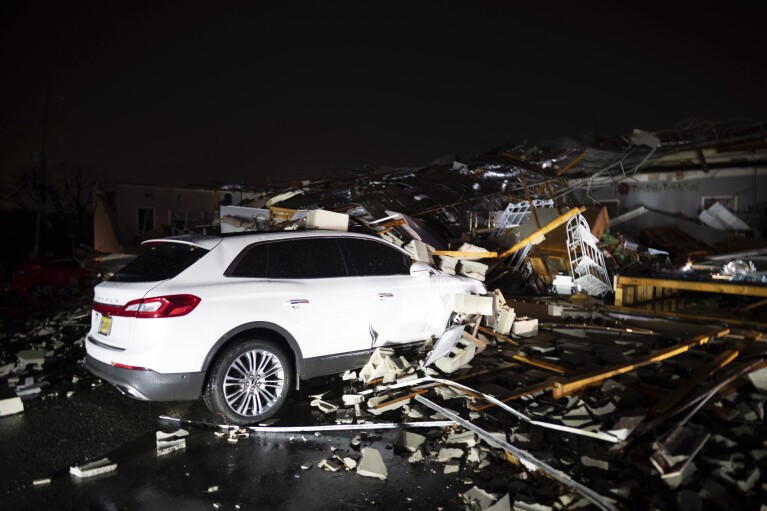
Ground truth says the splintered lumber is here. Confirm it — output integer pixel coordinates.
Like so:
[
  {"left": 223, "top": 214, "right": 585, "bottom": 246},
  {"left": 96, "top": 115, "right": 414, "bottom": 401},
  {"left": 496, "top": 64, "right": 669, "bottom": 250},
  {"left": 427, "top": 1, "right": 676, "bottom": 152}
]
[
  {"left": 510, "top": 353, "right": 567, "bottom": 375},
  {"left": 477, "top": 326, "right": 520, "bottom": 346},
  {"left": 433, "top": 250, "right": 498, "bottom": 258},
  {"left": 552, "top": 332, "right": 727, "bottom": 399},
  {"left": 648, "top": 349, "right": 740, "bottom": 418},
  {"left": 555, "top": 151, "right": 588, "bottom": 176},
  {"left": 615, "top": 275, "right": 767, "bottom": 298},
  {"left": 496, "top": 207, "right": 584, "bottom": 259}
]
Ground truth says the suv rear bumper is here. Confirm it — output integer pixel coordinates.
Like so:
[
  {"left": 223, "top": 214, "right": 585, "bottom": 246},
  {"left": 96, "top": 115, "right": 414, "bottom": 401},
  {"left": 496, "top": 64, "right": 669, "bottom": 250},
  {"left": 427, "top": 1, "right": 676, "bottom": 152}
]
[{"left": 86, "top": 354, "right": 205, "bottom": 401}]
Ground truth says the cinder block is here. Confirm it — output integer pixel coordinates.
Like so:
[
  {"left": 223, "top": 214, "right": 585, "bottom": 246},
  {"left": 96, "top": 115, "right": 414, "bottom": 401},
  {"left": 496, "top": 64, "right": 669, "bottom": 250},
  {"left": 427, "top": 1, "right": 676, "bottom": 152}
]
[
  {"left": 512, "top": 317, "right": 538, "bottom": 337},
  {"left": 458, "top": 260, "right": 488, "bottom": 282},
  {"left": 156, "top": 429, "right": 189, "bottom": 456},
  {"left": 0, "top": 397, "right": 24, "bottom": 416},
  {"left": 403, "top": 239, "right": 435, "bottom": 265},
  {"left": 17, "top": 350, "right": 45, "bottom": 369},
  {"left": 453, "top": 294, "right": 494, "bottom": 315},
  {"left": 69, "top": 458, "right": 117, "bottom": 478},
  {"left": 305, "top": 209, "right": 349, "bottom": 231},
  {"left": 495, "top": 308, "right": 516, "bottom": 336},
  {"left": 435, "top": 339, "right": 476, "bottom": 373},
  {"left": 436, "top": 255, "right": 458, "bottom": 275}
]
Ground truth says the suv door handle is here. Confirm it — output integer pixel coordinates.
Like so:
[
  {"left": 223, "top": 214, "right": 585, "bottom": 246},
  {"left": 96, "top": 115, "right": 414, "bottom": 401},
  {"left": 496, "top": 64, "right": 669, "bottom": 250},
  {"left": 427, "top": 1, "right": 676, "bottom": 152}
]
[
  {"left": 377, "top": 292, "right": 394, "bottom": 301},
  {"left": 283, "top": 299, "right": 309, "bottom": 308}
]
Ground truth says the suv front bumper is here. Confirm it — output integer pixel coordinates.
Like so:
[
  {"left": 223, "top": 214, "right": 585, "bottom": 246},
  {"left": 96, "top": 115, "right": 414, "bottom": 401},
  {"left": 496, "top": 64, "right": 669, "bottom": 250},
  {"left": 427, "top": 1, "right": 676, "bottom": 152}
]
[{"left": 86, "top": 354, "right": 205, "bottom": 401}]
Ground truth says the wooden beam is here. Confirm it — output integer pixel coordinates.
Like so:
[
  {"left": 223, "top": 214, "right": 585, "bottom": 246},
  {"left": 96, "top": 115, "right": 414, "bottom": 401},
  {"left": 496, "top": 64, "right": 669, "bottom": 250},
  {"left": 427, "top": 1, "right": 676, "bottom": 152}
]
[
  {"left": 433, "top": 250, "right": 498, "bottom": 258},
  {"left": 602, "top": 305, "right": 767, "bottom": 329},
  {"left": 477, "top": 326, "right": 520, "bottom": 346},
  {"left": 511, "top": 353, "right": 567, "bottom": 375},
  {"left": 551, "top": 332, "right": 724, "bottom": 399},
  {"left": 496, "top": 207, "right": 584, "bottom": 259},
  {"left": 615, "top": 275, "right": 767, "bottom": 298},
  {"left": 744, "top": 297, "right": 767, "bottom": 311},
  {"left": 555, "top": 151, "right": 587, "bottom": 177}
]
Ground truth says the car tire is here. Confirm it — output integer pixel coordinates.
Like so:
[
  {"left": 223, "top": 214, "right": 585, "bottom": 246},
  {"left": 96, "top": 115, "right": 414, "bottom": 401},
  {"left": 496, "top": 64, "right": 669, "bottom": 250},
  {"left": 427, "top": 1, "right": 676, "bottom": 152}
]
[{"left": 203, "top": 338, "right": 293, "bottom": 425}]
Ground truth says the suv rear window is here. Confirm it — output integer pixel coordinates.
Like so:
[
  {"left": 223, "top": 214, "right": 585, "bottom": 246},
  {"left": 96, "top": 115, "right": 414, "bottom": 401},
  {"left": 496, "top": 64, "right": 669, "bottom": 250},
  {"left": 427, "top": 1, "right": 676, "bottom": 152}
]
[{"left": 110, "top": 243, "right": 209, "bottom": 282}]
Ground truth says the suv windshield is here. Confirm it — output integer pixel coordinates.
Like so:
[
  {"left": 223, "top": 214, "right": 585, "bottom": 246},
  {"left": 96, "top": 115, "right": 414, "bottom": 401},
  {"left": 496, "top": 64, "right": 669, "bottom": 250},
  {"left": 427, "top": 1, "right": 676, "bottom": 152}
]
[{"left": 110, "top": 242, "right": 209, "bottom": 282}]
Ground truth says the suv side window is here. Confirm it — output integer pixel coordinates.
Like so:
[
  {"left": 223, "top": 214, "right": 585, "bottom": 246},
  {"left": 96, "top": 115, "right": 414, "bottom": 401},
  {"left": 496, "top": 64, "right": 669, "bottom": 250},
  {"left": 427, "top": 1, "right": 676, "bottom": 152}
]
[
  {"left": 342, "top": 238, "right": 411, "bottom": 276},
  {"left": 228, "top": 244, "right": 268, "bottom": 278},
  {"left": 267, "top": 238, "right": 348, "bottom": 279}
]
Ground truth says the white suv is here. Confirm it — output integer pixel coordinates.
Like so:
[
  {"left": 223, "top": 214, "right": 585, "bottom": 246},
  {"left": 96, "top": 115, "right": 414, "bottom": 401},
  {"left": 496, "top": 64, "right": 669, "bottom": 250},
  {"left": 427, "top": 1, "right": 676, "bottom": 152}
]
[{"left": 86, "top": 231, "right": 485, "bottom": 424}]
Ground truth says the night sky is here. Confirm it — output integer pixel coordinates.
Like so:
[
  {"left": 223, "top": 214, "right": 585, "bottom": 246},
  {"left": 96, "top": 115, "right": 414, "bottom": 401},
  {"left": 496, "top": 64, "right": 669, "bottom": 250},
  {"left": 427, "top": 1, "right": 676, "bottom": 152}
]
[{"left": 2, "top": 1, "right": 766, "bottom": 187}]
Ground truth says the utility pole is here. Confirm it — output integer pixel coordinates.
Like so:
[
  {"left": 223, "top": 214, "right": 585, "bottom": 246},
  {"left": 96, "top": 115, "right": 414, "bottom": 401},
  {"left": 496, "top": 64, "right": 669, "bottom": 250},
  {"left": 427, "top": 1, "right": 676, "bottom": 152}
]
[{"left": 32, "top": 91, "right": 49, "bottom": 257}]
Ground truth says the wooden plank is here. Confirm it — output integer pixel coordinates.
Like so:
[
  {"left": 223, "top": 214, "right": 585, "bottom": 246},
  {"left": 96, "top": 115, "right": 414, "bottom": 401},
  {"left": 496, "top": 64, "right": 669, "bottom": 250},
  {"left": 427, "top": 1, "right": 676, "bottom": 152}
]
[
  {"left": 743, "top": 297, "right": 767, "bottom": 311},
  {"left": 432, "top": 250, "right": 498, "bottom": 258},
  {"left": 555, "top": 151, "right": 587, "bottom": 177},
  {"left": 552, "top": 332, "right": 723, "bottom": 399},
  {"left": 511, "top": 353, "right": 567, "bottom": 375},
  {"left": 477, "top": 326, "right": 520, "bottom": 346},
  {"left": 602, "top": 304, "right": 767, "bottom": 329},
  {"left": 615, "top": 275, "right": 767, "bottom": 298},
  {"left": 496, "top": 207, "right": 585, "bottom": 259}
]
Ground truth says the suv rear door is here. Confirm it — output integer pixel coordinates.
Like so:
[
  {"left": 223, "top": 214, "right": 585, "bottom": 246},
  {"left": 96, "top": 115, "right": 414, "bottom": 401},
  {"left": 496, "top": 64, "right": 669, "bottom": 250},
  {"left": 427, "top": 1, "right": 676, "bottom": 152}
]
[{"left": 228, "top": 237, "right": 372, "bottom": 359}]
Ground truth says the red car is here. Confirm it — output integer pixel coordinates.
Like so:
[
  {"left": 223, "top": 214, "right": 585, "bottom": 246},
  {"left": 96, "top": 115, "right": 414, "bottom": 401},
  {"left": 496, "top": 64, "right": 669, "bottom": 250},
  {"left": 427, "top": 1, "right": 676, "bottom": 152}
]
[{"left": 10, "top": 257, "right": 91, "bottom": 296}]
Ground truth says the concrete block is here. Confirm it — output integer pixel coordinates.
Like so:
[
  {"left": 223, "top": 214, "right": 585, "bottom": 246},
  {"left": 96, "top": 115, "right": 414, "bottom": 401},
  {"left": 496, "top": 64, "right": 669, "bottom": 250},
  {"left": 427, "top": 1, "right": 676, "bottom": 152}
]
[
  {"left": 156, "top": 428, "right": 189, "bottom": 455},
  {"left": 459, "top": 260, "right": 488, "bottom": 282},
  {"left": 512, "top": 317, "right": 538, "bottom": 337},
  {"left": 403, "top": 239, "right": 435, "bottom": 265},
  {"left": 494, "top": 308, "right": 515, "bottom": 336},
  {"left": 17, "top": 349, "right": 45, "bottom": 369},
  {"left": 357, "top": 447, "right": 388, "bottom": 480},
  {"left": 436, "top": 255, "right": 458, "bottom": 275},
  {"left": 0, "top": 397, "right": 24, "bottom": 416},
  {"left": 453, "top": 294, "right": 494, "bottom": 315},
  {"left": 394, "top": 431, "right": 426, "bottom": 452},
  {"left": 318, "top": 458, "right": 342, "bottom": 472},
  {"left": 70, "top": 457, "right": 117, "bottom": 478},
  {"left": 435, "top": 339, "right": 476, "bottom": 373},
  {"left": 305, "top": 209, "right": 348, "bottom": 231}
]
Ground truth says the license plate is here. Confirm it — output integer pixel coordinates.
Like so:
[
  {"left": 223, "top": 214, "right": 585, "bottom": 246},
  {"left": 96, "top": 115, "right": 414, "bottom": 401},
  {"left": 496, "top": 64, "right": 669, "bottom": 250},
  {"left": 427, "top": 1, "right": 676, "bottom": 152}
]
[{"left": 98, "top": 316, "right": 112, "bottom": 336}]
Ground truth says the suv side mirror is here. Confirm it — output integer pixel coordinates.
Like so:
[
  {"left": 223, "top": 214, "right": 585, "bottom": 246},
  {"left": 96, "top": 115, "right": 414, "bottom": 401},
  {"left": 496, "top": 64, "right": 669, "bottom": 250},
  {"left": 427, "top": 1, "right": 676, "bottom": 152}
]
[{"left": 409, "top": 261, "right": 433, "bottom": 278}]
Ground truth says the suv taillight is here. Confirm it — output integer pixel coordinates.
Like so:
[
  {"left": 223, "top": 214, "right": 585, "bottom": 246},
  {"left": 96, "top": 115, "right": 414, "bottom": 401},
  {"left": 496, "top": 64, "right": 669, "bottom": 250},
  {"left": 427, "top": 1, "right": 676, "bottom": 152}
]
[{"left": 94, "top": 294, "right": 201, "bottom": 318}]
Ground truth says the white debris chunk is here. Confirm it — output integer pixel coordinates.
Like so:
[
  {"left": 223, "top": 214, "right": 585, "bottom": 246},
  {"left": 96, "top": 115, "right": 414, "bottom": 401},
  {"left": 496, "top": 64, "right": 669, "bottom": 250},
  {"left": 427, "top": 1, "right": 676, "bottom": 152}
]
[
  {"left": 394, "top": 431, "right": 426, "bottom": 452},
  {"left": 342, "top": 394, "right": 364, "bottom": 406},
  {"left": 341, "top": 370, "right": 357, "bottom": 381},
  {"left": 459, "top": 260, "right": 488, "bottom": 282},
  {"left": 486, "top": 494, "right": 511, "bottom": 511},
  {"left": 356, "top": 447, "right": 388, "bottom": 480},
  {"left": 156, "top": 428, "right": 189, "bottom": 455},
  {"left": 747, "top": 366, "right": 767, "bottom": 391},
  {"left": 435, "top": 339, "right": 476, "bottom": 374},
  {"left": 318, "top": 458, "right": 342, "bottom": 472},
  {"left": 70, "top": 458, "right": 117, "bottom": 478},
  {"left": 359, "top": 348, "right": 398, "bottom": 384},
  {"left": 447, "top": 430, "right": 477, "bottom": 447},
  {"left": 342, "top": 457, "right": 358, "bottom": 470},
  {"left": 207, "top": 485, "right": 219, "bottom": 493},
  {"left": 437, "top": 447, "right": 464, "bottom": 462},
  {"left": 463, "top": 485, "right": 498, "bottom": 510},
  {"left": 453, "top": 294, "right": 494, "bottom": 315},
  {"left": 305, "top": 209, "right": 349, "bottom": 231},
  {"left": 495, "top": 309, "right": 516, "bottom": 336},
  {"left": 444, "top": 461, "right": 460, "bottom": 474},
  {"left": 0, "top": 397, "right": 24, "bottom": 416},
  {"left": 512, "top": 317, "right": 538, "bottom": 337},
  {"left": 0, "top": 362, "right": 15, "bottom": 377},
  {"left": 301, "top": 462, "right": 312, "bottom": 470},
  {"left": 310, "top": 398, "right": 338, "bottom": 414},
  {"left": 32, "top": 478, "right": 51, "bottom": 486},
  {"left": 404, "top": 239, "right": 435, "bottom": 265},
  {"left": 408, "top": 450, "right": 424, "bottom": 463}
]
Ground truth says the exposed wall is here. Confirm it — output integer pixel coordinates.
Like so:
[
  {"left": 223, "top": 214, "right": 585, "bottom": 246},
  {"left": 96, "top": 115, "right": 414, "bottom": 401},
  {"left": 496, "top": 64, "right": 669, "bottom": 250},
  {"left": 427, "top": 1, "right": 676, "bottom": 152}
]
[{"left": 114, "top": 183, "right": 219, "bottom": 247}]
